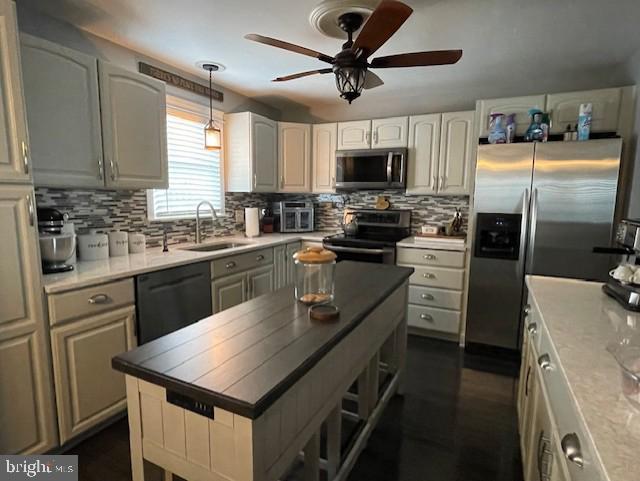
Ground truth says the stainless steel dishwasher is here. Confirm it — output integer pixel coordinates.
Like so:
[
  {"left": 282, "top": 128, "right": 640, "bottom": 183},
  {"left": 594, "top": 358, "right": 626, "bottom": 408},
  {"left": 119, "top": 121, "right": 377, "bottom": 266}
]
[{"left": 135, "top": 261, "right": 212, "bottom": 344}]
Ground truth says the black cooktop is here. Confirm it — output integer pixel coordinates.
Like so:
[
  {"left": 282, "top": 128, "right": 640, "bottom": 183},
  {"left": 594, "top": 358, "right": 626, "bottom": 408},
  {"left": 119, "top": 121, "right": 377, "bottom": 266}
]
[{"left": 323, "top": 232, "right": 408, "bottom": 248}]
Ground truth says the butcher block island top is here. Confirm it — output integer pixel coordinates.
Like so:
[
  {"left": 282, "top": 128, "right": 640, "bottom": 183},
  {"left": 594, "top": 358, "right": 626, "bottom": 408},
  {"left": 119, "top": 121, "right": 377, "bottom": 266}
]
[{"left": 112, "top": 262, "right": 413, "bottom": 481}]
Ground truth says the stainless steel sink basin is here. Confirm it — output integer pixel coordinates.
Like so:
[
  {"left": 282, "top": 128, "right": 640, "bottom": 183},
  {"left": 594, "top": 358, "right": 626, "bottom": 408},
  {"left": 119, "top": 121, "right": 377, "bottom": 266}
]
[{"left": 180, "top": 242, "right": 249, "bottom": 252}]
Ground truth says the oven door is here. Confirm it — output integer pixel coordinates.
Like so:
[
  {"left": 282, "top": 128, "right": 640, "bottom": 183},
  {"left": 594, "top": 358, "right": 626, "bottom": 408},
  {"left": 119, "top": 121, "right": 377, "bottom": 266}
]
[
  {"left": 323, "top": 244, "right": 396, "bottom": 264},
  {"left": 335, "top": 149, "right": 406, "bottom": 190}
]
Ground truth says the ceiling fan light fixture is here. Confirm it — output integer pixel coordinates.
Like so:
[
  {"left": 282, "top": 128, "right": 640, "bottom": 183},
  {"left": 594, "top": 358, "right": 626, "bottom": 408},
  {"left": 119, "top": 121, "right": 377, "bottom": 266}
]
[{"left": 334, "top": 66, "right": 366, "bottom": 104}]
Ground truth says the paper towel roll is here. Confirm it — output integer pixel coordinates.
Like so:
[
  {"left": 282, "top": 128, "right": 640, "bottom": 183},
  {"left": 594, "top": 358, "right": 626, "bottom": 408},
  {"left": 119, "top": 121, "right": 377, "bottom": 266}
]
[{"left": 245, "top": 208, "right": 260, "bottom": 238}]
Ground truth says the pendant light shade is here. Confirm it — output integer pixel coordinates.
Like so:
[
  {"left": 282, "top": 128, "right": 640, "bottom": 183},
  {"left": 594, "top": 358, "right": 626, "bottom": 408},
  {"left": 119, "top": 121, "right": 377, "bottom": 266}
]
[{"left": 203, "top": 64, "right": 222, "bottom": 150}]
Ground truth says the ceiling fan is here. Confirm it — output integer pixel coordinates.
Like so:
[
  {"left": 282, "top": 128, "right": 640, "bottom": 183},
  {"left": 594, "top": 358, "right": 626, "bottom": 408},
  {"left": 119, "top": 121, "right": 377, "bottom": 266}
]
[{"left": 245, "top": 0, "right": 462, "bottom": 104}]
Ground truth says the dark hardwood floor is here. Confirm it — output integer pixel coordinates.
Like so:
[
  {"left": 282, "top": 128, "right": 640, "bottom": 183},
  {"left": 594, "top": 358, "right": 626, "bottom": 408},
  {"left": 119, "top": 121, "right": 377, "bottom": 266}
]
[{"left": 67, "top": 336, "right": 523, "bottom": 481}]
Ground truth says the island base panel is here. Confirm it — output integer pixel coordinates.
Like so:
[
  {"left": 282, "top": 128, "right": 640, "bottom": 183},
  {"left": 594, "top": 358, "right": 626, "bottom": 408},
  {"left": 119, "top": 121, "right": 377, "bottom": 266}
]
[{"left": 124, "top": 281, "right": 408, "bottom": 481}]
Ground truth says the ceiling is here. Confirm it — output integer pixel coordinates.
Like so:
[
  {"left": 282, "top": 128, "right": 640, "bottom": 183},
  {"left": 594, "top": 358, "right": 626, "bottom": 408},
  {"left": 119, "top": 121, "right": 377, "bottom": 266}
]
[{"left": 20, "top": 0, "right": 640, "bottom": 120}]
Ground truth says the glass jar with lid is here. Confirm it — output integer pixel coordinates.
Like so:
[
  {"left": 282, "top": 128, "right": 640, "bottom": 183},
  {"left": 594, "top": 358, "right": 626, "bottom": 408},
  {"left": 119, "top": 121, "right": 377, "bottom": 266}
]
[{"left": 293, "top": 247, "right": 337, "bottom": 304}]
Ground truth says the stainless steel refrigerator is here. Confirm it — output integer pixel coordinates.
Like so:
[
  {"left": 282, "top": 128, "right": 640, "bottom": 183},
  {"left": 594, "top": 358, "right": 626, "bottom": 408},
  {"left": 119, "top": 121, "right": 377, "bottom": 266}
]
[{"left": 466, "top": 139, "right": 622, "bottom": 351}]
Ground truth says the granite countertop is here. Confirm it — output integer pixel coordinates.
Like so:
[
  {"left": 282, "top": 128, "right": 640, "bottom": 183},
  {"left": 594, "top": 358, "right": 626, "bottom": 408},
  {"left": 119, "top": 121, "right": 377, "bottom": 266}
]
[
  {"left": 396, "top": 235, "right": 466, "bottom": 251},
  {"left": 526, "top": 275, "right": 640, "bottom": 481},
  {"left": 112, "top": 261, "right": 414, "bottom": 418},
  {"left": 43, "top": 232, "right": 332, "bottom": 294}
]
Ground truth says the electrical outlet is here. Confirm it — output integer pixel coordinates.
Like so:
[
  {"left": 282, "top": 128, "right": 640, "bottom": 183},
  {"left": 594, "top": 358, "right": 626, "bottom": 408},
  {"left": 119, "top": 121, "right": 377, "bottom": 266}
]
[{"left": 235, "top": 209, "right": 244, "bottom": 223}]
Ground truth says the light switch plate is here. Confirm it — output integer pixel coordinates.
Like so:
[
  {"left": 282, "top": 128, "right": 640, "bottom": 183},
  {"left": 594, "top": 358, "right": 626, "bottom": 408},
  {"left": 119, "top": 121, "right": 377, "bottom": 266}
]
[{"left": 235, "top": 209, "right": 244, "bottom": 223}]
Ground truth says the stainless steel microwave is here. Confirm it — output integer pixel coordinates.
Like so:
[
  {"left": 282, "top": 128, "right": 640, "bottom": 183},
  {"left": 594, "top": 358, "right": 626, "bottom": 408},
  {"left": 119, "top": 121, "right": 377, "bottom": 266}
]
[{"left": 335, "top": 148, "right": 407, "bottom": 190}]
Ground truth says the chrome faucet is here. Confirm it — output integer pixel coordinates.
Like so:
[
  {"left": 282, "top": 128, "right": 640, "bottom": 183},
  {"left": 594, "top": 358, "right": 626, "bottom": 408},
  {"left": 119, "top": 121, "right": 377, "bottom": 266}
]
[{"left": 196, "top": 200, "right": 218, "bottom": 244}]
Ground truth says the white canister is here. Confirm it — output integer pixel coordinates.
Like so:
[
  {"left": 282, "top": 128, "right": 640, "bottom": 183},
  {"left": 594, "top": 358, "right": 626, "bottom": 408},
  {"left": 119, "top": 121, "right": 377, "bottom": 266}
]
[
  {"left": 128, "top": 233, "right": 146, "bottom": 254},
  {"left": 77, "top": 231, "right": 109, "bottom": 261},
  {"left": 108, "top": 231, "right": 129, "bottom": 257}
]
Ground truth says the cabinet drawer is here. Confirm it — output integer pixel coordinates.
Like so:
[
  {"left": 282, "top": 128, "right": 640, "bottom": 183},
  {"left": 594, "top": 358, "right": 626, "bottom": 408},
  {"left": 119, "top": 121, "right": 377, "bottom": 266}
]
[
  {"left": 48, "top": 278, "right": 134, "bottom": 326},
  {"left": 408, "top": 305, "right": 460, "bottom": 334},
  {"left": 211, "top": 247, "right": 273, "bottom": 277},
  {"left": 408, "top": 266, "right": 464, "bottom": 290},
  {"left": 397, "top": 247, "right": 465, "bottom": 268},
  {"left": 408, "top": 285, "right": 462, "bottom": 310}
]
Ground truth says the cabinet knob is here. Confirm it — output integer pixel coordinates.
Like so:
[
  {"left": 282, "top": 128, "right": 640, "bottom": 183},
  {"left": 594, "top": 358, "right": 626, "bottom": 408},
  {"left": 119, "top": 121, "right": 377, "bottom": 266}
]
[
  {"left": 538, "top": 354, "right": 553, "bottom": 371},
  {"left": 256, "top": 254, "right": 265, "bottom": 261},
  {"left": 225, "top": 261, "right": 237, "bottom": 269},
  {"left": 423, "top": 254, "right": 437, "bottom": 260},
  {"left": 97, "top": 156, "right": 104, "bottom": 180},
  {"left": 21, "top": 141, "right": 30, "bottom": 175},
  {"left": 561, "top": 433, "right": 584, "bottom": 469},
  {"left": 526, "top": 323, "right": 537, "bottom": 335},
  {"left": 420, "top": 313, "right": 433, "bottom": 321},
  {"left": 523, "top": 304, "right": 531, "bottom": 316},
  {"left": 88, "top": 293, "right": 110, "bottom": 305},
  {"left": 422, "top": 273, "right": 436, "bottom": 279},
  {"left": 421, "top": 293, "right": 434, "bottom": 300},
  {"left": 109, "top": 158, "right": 116, "bottom": 181}
]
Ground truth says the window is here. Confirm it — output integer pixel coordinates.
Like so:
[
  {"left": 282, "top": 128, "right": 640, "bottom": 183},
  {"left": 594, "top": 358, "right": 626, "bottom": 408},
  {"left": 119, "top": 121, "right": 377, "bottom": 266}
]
[{"left": 148, "top": 96, "right": 224, "bottom": 220}]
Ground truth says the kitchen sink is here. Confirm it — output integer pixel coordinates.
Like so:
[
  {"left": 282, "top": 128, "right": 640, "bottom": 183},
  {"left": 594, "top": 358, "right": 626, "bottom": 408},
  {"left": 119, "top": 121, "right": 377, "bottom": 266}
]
[{"left": 181, "top": 242, "right": 250, "bottom": 252}]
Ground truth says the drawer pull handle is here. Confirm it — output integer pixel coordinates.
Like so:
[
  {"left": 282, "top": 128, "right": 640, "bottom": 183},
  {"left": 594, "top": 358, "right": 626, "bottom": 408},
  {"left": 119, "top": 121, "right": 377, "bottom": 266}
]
[
  {"left": 527, "top": 323, "right": 537, "bottom": 335},
  {"left": 538, "top": 354, "right": 553, "bottom": 371},
  {"left": 256, "top": 254, "right": 265, "bottom": 261},
  {"left": 523, "top": 304, "right": 531, "bottom": 316},
  {"left": 423, "top": 254, "right": 437, "bottom": 260},
  {"left": 88, "top": 294, "right": 110, "bottom": 305},
  {"left": 421, "top": 293, "right": 434, "bottom": 300},
  {"left": 561, "top": 433, "right": 584, "bottom": 469},
  {"left": 225, "top": 261, "right": 237, "bottom": 269},
  {"left": 420, "top": 314, "right": 433, "bottom": 321},
  {"left": 422, "top": 273, "right": 436, "bottom": 279}
]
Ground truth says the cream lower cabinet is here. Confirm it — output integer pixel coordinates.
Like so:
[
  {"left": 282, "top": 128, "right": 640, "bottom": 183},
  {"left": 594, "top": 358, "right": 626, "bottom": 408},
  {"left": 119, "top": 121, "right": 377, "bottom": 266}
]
[
  {"left": 248, "top": 265, "right": 275, "bottom": 299},
  {"left": 50, "top": 305, "right": 136, "bottom": 444},
  {"left": 0, "top": 184, "right": 57, "bottom": 453},
  {"left": 397, "top": 246, "right": 466, "bottom": 339},
  {"left": 274, "top": 241, "right": 301, "bottom": 290}
]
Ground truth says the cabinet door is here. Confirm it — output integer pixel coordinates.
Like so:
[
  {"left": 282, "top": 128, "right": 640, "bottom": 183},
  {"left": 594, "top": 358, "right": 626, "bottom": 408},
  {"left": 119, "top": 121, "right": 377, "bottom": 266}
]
[
  {"left": 20, "top": 35, "right": 104, "bottom": 188},
  {"left": 212, "top": 272, "right": 247, "bottom": 313},
  {"left": 546, "top": 88, "right": 622, "bottom": 134},
  {"left": 477, "top": 95, "right": 546, "bottom": 137},
  {"left": 252, "top": 114, "right": 278, "bottom": 192},
  {"left": 0, "top": 184, "right": 57, "bottom": 453},
  {"left": 285, "top": 241, "right": 301, "bottom": 285},
  {"left": 371, "top": 116, "right": 408, "bottom": 148},
  {"left": 337, "top": 120, "right": 371, "bottom": 150},
  {"left": 99, "top": 61, "right": 168, "bottom": 189},
  {"left": 273, "top": 244, "right": 287, "bottom": 289},
  {"left": 438, "top": 111, "right": 474, "bottom": 195},
  {"left": 0, "top": 0, "right": 30, "bottom": 182},
  {"left": 278, "top": 122, "right": 311, "bottom": 192},
  {"left": 312, "top": 123, "right": 337, "bottom": 193},
  {"left": 406, "top": 114, "right": 441, "bottom": 194},
  {"left": 50, "top": 305, "right": 136, "bottom": 444},
  {"left": 248, "top": 265, "right": 274, "bottom": 299},
  {"left": 524, "top": 380, "right": 555, "bottom": 481}
]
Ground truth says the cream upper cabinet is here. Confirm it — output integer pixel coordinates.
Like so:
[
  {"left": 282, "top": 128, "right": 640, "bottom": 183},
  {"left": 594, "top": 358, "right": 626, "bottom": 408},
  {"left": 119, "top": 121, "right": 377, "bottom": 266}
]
[
  {"left": 50, "top": 305, "right": 136, "bottom": 444},
  {"left": 0, "top": 184, "right": 57, "bottom": 453},
  {"left": 99, "top": 61, "right": 168, "bottom": 189},
  {"left": 337, "top": 120, "right": 371, "bottom": 150},
  {"left": 312, "top": 123, "right": 337, "bottom": 193},
  {"left": 225, "top": 112, "right": 278, "bottom": 192},
  {"left": 546, "top": 88, "right": 622, "bottom": 134},
  {"left": 20, "top": 34, "right": 104, "bottom": 188},
  {"left": 0, "top": 0, "right": 30, "bottom": 183},
  {"left": 476, "top": 94, "right": 546, "bottom": 137},
  {"left": 278, "top": 122, "right": 311, "bottom": 193},
  {"left": 371, "top": 116, "right": 408, "bottom": 148},
  {"left": 438, "top": 111, "right": 474, "bottom": 195},
  {"left": 406, "top": 114, "right": 441, "bottom": 195}
]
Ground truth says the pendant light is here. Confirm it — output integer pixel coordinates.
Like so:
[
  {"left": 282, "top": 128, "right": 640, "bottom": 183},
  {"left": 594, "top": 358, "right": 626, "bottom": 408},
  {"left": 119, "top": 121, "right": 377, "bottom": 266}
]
[{"left": 203, "top": 64, "right": 221, "bottom": 150}]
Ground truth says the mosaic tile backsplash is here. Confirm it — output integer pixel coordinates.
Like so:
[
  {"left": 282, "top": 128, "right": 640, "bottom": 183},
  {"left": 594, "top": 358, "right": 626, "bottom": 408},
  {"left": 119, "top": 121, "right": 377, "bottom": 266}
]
[{"left": 35, "top": 188, "right": 469, "bottom": 248}]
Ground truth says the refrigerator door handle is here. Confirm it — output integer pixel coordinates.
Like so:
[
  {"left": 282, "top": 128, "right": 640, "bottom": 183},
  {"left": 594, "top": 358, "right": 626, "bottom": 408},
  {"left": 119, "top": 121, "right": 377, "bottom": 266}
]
[
  {"left": 517, "top": 188, "right": 530, "bottom": 281},
  {"left": 526, "top": 188, "right": 539, "bottom": 274}
]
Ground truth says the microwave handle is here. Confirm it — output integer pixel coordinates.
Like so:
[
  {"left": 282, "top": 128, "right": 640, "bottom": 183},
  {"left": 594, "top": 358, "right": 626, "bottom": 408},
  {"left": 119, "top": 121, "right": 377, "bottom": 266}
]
[{"left": 386, "top": 152, "right": 393, "bottom": 184}]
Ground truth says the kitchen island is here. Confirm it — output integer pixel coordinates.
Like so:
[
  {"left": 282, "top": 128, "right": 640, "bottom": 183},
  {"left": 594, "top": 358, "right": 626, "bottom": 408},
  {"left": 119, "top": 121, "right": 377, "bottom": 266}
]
[{"left": 112, "top": 261, "right": 413, "bottom": 481}]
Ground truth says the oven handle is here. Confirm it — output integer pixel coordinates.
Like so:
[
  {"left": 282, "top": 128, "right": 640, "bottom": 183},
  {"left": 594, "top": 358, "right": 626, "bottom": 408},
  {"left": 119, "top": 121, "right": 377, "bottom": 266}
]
[{"left": 324, "top": 245, "right": 388, "bottom": 255}]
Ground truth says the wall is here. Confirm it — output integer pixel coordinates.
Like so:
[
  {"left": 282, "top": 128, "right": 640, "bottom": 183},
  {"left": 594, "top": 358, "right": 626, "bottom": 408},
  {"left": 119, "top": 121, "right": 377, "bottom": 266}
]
[{"left": 35, "top": 188, "right": 469, "bottom": 248}]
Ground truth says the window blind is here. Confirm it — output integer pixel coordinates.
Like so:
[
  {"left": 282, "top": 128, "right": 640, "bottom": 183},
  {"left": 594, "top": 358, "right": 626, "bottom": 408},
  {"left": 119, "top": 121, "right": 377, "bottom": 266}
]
[{"left": 149, "top": 110, "right": 224, "bottom": 220}]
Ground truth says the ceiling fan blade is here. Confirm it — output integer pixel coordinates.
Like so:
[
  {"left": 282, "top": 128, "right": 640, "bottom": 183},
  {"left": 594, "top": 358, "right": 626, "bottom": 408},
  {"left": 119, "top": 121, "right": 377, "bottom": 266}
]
[
  {"left": 273, "top": 68, "right": 333, "bottom": 82},
  {"left": 352, "top": 0, "right": 413, "bottom": 59},
  {"left": 245, "top": 34, "right": 334, "bottom": 64},
  {"left": 371, "top": 50, "right": 463, "bottom": 68},
  {"left": 363, "top": 70, "right": 384, "bottom": 90}
]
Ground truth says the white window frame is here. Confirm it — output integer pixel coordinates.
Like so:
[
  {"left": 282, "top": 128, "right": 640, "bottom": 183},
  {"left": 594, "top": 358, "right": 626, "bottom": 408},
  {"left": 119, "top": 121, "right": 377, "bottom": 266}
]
[{"left": 147, "top": 94, "right": 226, "bottom": 221}]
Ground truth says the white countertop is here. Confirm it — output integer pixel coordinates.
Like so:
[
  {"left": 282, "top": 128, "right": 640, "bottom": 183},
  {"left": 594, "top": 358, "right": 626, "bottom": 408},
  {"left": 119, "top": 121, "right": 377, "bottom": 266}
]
[
  {"left": 43, "top": 232, "right": 331, "bottom": 294},
  {"left": 396, "top": 236, "right": 466, "bottom": 251},
  {"left": 526, "top": 275, "right": 640, "bottom": 481}
]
